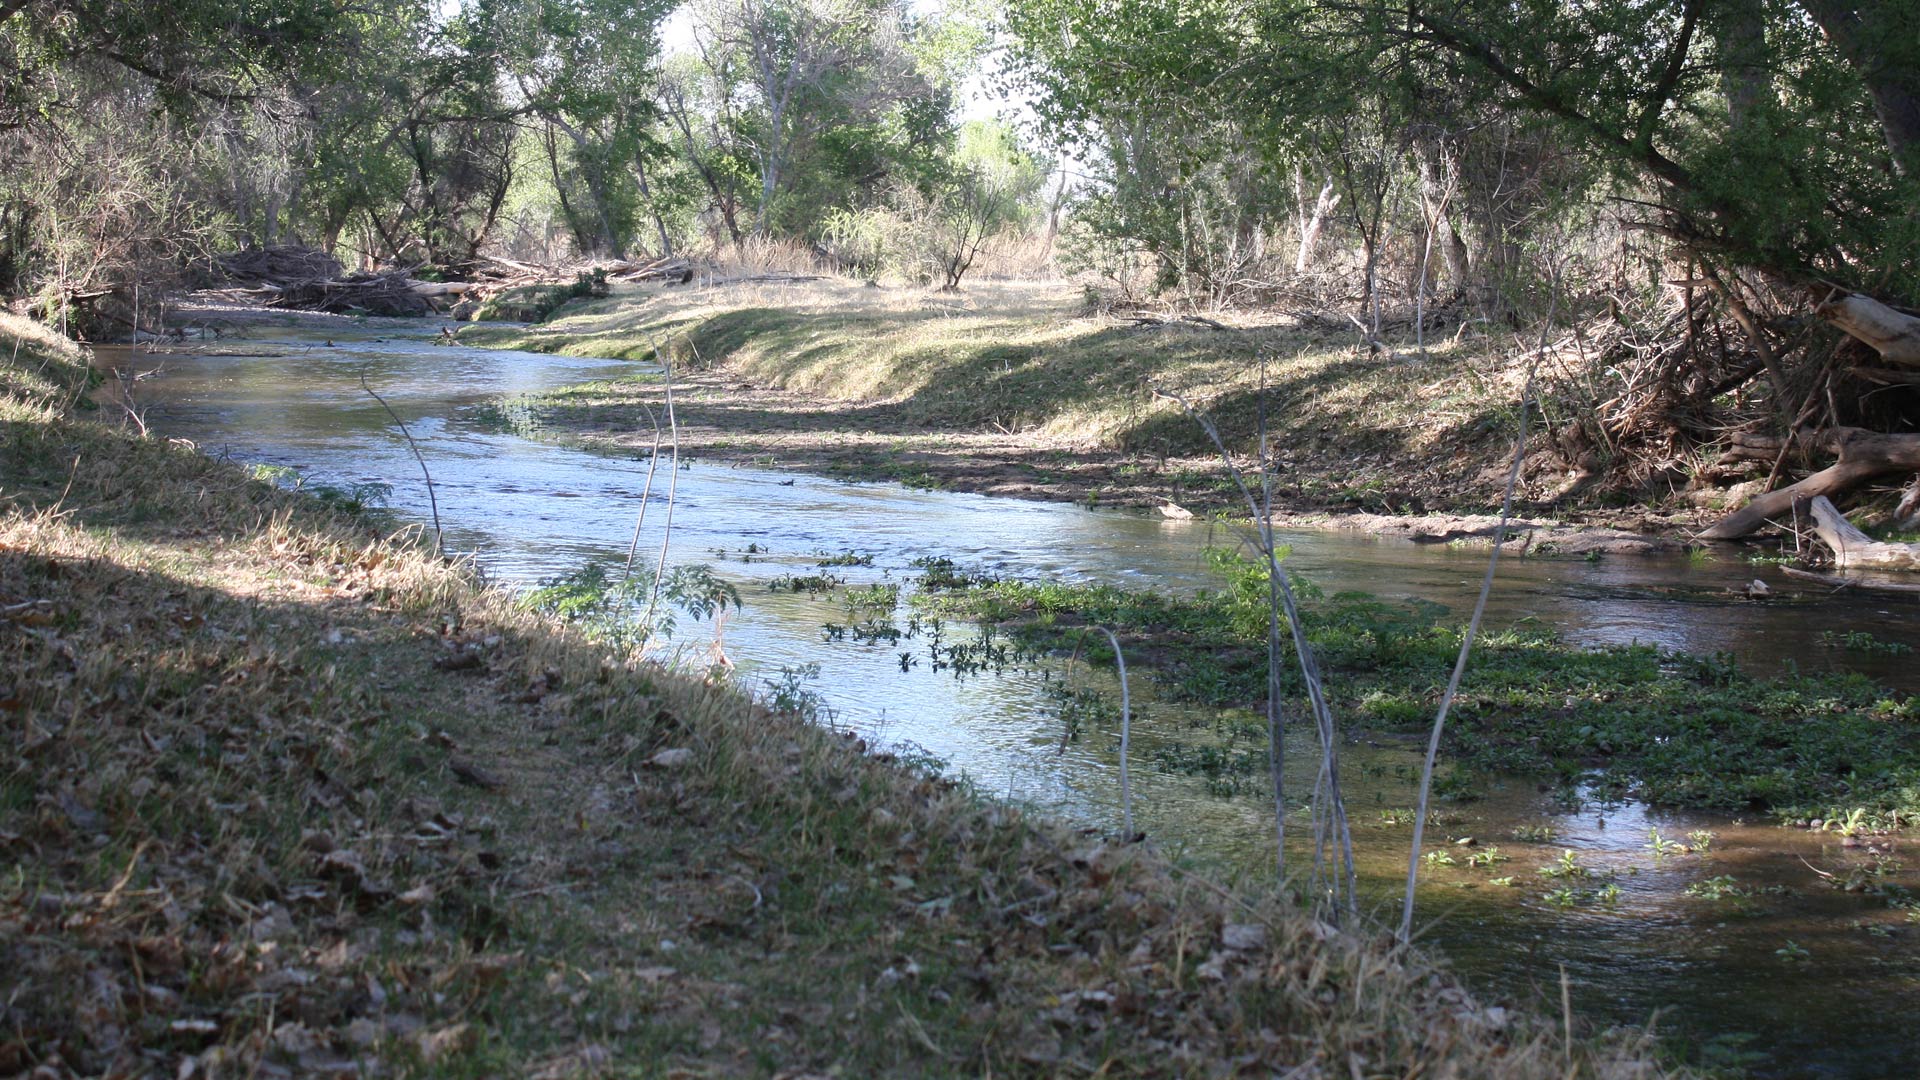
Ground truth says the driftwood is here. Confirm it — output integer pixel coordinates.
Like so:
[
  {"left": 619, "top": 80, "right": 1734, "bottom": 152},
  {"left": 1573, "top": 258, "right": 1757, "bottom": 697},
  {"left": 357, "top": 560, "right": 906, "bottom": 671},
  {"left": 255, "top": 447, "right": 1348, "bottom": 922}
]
[
  {"left": 1782, "top": 566, "right": 1920, "bottom": 594},
  {"left": 1818, "top": 292, "right": 1920, "bottom": 368},
  {"left": 1700, "top": 426, "right": 1920, "bottom": 539},
  {"left": 1805, "top": 495, "right": 1920, "bottom": 571}
]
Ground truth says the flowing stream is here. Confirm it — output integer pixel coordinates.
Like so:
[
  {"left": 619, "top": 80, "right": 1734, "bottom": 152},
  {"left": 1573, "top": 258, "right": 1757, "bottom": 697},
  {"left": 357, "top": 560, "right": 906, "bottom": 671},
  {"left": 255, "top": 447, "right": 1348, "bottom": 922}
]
[{"left": 100, "top": 325, "right": 1920, "bottom": 1077}]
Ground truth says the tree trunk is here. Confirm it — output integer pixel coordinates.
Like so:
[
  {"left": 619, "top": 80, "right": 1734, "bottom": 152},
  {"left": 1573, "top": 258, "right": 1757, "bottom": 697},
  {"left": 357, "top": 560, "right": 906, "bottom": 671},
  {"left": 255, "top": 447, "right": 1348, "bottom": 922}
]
[
  {"left": 1712, "top": 0, "right": 1773, "bottom": 134},
  {"left": 1701, "top": 427, "right": 1920, "bottom": 538},
  {"left": 1294, "top": 172, "right": 1338, "bottom": 274},
  {"left": 1807, "top": 495, "right": 1920, "bottom": 570},
  {"left": 1796, "top": 0, "right": 1920, "bottom": 177},
  {"left": 1818, "top": 292, "right": 1920, "bottom": 367},
  {"left": 633, "top": 155, "right": 673, "bottom": 258}
]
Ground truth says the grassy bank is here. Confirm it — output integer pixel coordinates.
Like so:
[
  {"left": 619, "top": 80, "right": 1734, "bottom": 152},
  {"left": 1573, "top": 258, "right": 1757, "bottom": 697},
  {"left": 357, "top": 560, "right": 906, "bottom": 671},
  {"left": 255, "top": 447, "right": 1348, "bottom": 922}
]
[
  {"left": 906, "top": 552, "right": 1920, "bottom": 824},
  {"left": 0, "top": 316, "right": 1672, "bottom": 1076},
  {"left": 458, "top": 279, "right": 1702, "bottom": 533}
]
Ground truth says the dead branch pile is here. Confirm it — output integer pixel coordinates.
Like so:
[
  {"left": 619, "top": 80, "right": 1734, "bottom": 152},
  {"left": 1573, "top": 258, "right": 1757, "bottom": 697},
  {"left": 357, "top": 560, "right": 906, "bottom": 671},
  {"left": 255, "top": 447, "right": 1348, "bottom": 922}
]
[
  {"left": 267, "top": 270, "right": 437, "bottom": 317},
  {"left": 1539, "top": 293, "right": 1769, "bottom": 496},
  {"left": 199, "top": 247, "right": 701, "bottom": 319},
  {"left": 212, "top": 245, "right": 345, "bottom": 287}
]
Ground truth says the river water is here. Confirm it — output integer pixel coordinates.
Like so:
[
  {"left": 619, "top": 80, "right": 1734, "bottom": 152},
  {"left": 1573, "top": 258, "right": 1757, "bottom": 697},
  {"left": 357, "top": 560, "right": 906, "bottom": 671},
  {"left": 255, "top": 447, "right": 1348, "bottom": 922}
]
[{"left": 101, "top": 325, "right": 1920, "bottom": 1077}]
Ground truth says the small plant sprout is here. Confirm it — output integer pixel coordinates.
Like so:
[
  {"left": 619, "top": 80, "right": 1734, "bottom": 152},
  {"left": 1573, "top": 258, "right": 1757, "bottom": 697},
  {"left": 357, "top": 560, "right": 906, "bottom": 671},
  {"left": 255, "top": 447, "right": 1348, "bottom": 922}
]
[
  {"left": 1833, "top": 808, "right": 1871, "bottom": 839},
  {"left": 1465, "top": 846, "right": 1509, "bottom": 868},
  {"left": 1775, "top": 940, "right": 1811, "bottom": 963},
  {"left": 1645, "top": 828, "right": 1687, "bottom": 859},
  {"left": 1687, "top": 829, "right": 1716, "bottom": 853},
  {"left": 1685, "top": 875, "right": 1748, "bottom": 901},
  {"left": 1540, "top": 849, "right": 1587, "bottom": 879},
  {"left": 1423, "top": 849, "right": 1458, "bottom": 867}
]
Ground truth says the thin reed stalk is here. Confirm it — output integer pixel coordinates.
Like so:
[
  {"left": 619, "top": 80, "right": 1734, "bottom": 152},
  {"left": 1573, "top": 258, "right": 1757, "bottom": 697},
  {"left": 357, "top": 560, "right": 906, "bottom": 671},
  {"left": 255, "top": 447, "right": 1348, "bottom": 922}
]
[
  {"left": 360, "top": 372, "right": 442, "bottom": 557},
  {"left": 1257, "top": 367, "right": 1285, "bottom": 883},
  {"left": 622, "top": 398, "right": 663, "bottom": 580},
  {"left": 1152, "top": 386, "right": 1356, "bottom": 919},
  {"left": 639, "top": 336, "right": 681, "bottom": 641},
  {"left": 1397, "top": 280, "right": 1559, "bottom": 944},
  {"left": 1093, "top": 626, "right": 1134, "bottom": 837}
]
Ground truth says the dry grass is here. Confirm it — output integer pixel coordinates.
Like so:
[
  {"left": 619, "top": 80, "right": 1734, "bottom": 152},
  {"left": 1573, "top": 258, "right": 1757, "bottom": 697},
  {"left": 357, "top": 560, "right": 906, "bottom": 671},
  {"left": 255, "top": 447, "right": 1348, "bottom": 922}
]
[{"left": 1, "top": 312, "right": 1677, "bottom": 1077}]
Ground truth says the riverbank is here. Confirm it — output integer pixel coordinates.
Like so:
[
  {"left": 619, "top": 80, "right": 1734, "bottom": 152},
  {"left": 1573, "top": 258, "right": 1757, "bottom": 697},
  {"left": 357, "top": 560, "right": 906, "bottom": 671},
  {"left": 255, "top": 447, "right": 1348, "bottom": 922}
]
[
  {"left": 0, "top": 317, "right": 1672, "bottom": 1076},
  {"left": 458, "top": 278, "right": 1706, "bottom": 549}
]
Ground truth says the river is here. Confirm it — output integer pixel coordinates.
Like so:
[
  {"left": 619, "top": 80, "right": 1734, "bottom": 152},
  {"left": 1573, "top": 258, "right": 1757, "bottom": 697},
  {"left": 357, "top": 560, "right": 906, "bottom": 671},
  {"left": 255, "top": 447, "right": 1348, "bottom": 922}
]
[{"left": 100, "top": 324, "right": 1920, "bottom": 1077}]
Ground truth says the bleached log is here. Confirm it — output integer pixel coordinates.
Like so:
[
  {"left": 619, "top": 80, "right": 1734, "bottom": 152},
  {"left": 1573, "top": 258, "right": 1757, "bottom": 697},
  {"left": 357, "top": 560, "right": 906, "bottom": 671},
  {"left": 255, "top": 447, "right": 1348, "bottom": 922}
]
[
  {"left": 1818, "top": 292, "right": 1920, "bottom": 368},
  {"left": 407, "top": 281, "right": 476, "bottom": 297},
  {"left": 1807, "top": 495, "right": 1920, "bottom": 571}
]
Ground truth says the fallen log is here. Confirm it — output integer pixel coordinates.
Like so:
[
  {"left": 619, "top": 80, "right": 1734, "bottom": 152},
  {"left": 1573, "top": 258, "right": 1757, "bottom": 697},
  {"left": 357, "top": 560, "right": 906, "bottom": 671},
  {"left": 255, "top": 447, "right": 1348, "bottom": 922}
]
[
  {"left": 1818, "top": 292, "right": 1920, "bottom": 368},
  {"left": 1782, "top": 566, "right": 1920, "bottom": 594},
  {"left": 1699, "top": 427, "right": 1920, "bottom": 539},
  {"left": 1806, "top": 495, "right": 1920, "bottom": 571},
  {"left": 407, "top": 281, "right": 477, "bottom": 298}
]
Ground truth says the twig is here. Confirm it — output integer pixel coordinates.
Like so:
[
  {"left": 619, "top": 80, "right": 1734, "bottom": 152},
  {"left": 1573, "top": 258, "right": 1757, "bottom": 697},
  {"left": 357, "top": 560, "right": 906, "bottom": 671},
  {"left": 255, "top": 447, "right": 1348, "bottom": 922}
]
[
  {"left": 1093, "top": 626, "right": 1134, "bottom": 837},
  {"left": 622, "top": 398, "right": 664, "bottom": 580},
  {"left": 639, "top": 335, "right": 681, "bottom": 642},
  {"left": 360, "top": 372, "right": 442, "bottom": 557},
  {"left": 1149, "top": 385, "right": 1355, "bottom": 917},
  {"left": 1398, "top": 274, "right": 1559, "bottom": 945}
]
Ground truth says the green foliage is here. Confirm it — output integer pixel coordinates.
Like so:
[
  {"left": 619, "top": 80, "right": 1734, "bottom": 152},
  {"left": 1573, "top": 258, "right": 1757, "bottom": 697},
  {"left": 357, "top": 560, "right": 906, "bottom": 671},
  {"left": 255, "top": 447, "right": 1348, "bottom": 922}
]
[{"left": 523, "top": 560, "right": 740, "bottom": 649}]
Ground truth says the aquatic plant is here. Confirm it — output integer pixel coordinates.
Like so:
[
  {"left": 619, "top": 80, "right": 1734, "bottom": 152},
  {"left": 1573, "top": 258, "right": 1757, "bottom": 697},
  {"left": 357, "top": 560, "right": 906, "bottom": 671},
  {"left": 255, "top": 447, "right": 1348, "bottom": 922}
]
[
  {"left": 1465, "top": 847, "right": 1510, "bottom": 869},
  {"left": 843, "top": 583, "right": 901, "bottom": 613},
  {"left": 1645, "top": 828, "right": 1687, "bottom": 859},
  {"left": 1684, "top": 875, "right": 1748, "bottom": 901},
  {"left": 1539, "top": 849, "right": 1589, "bottom": 879},
  {"left": 1816, "top": 630, "right": 1913, "bottom": 657},
  {"left": 768, "top": 571, "right": 844, "bottom": 595},
  {"left": 815, "top": 549, "right": 876, "bottom": 567}
]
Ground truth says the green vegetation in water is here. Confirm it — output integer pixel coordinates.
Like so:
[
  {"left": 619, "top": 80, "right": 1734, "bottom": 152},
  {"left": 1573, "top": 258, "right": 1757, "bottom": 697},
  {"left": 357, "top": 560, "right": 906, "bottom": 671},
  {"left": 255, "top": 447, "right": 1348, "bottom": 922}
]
[
  {"left": 248, "top": 463, "right": 395, "bottom": 516},
  {"left": 842, "top": 582, "right": 901, "bottom": 613},
  {"left": 523, "top": 560, "right": 740, "bottom": 648},
  {"left": 815, "top": 548, "right": 876, "bottom": 567},
  {"left": 1817, "top": 629, "right": 1914, "bottom": 657},
  {"left": 912, "top": 549, "right": 1920, "bottom": 819},
  {"left": 767, "top": 571, "right": 844, "bottom": 596}
]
